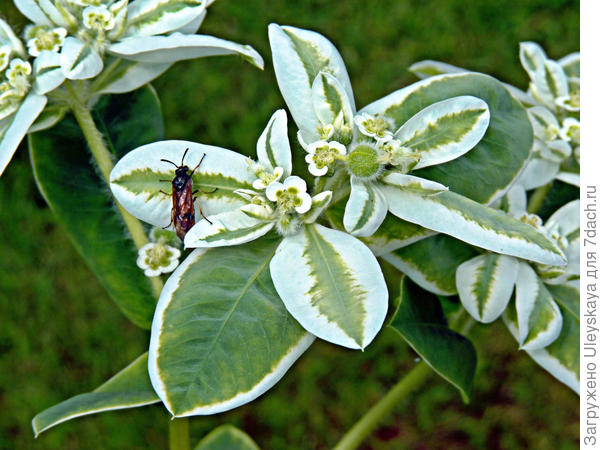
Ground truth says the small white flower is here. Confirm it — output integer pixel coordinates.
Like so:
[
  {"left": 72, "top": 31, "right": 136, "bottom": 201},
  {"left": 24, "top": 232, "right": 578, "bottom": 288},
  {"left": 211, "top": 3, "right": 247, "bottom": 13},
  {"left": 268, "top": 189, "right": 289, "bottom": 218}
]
[
  {"left": 316, "top": 123, "right": 334, "bottom": 140},
  {"left": 26, "top": 27, "right": 67, "bottom": 57},
  {"left": 354, "top": 112, "right": 394, "bottom": 142},
  {"left": 136, "top": 242, "right": 181, "bottom": 277},
  {"left": 252, "top": 166, "right": 284, "bottom": 190},
  {"left": 555, "top": 91, "right": 580, "bottom": 112},
  {"left": 559, "top": 118, "right": 580, "bottom": 143},
  {"left": 5, "top": 58, "right": 32, "bottom": 93},
  {"left": 83, "top": 5, "right": 116, "bottom": 31},
  {"left": 378, "top": 139, "right": 421, "bottom": 172},
  {"left": 305, "top": 140, "right": 346, "bottom": 176},
  {"left": 266, "top": 175, "right": 312, "bottom": 214}
]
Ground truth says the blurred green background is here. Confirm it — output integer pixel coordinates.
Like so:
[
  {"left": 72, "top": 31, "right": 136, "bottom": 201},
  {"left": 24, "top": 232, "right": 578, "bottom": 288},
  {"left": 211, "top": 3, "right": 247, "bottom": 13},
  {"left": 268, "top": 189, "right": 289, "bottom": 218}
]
[{"left": 0, "top": 0, "right": 579, "bottom": 449}]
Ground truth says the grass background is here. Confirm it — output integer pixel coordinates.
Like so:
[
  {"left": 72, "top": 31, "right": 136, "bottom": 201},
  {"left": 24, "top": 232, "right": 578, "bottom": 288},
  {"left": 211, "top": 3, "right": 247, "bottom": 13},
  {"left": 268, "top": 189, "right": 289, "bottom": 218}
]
[{"left": 0, "top": 0, "right": 579, "bottom": 448}]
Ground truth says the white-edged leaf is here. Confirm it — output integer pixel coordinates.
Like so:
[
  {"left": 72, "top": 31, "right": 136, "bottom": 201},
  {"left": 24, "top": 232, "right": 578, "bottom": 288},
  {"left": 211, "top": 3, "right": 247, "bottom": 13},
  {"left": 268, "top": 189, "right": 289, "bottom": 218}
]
[
  {"left": 394, "top": 96, "right": 490, "bottom": 169},
  {"left": 256, "top": 109, "right": 292, "bottom": 177},
  {"left": 108, "top": 33, "right": 264, "bottom": 68},
  {"left": 504, "top": 184, "right": 527, "bottom": 215},
  {"left": 531, "top": 60, "right": 569, "bottom": 107},
  {"left": 380, "top": 187, "right": 566, "bottom": 266},
  {"left": 382, "top": 172, "right": 448, "bottom": 194},
  {"left": 409, "top": 60, "right": 467, "bottom": 79},
  {"left": 343, "top": 179, "right": 388, "bottom": 237},
  {"left": 559, "top": 52, "right": 580, "bottom": 78},
  {"left": 515, "top": 262, "right": 563, "bottom": 350},
  {"left": 456, "top": 253, "right": 518, "bottom": 323},
  {"left": 519, "top": 42, "right": 548, "bottom": 79},
  {"left": 109, "top": 140, "right": 256, "bottom": 229},
  {"left": 33, "top": 50, "right": 66, "bottom": 95},
  {"left": 527, "top": 106, "right": 559, "bottom": 141},
  {"left": 91, "top": 59, "right": 172, "bottom": 95},
  {"left": 124, "top": 0, "right": 207, "bottom": 37},
  {"left": 0, "top": 92, "right": 47, "bottom": 176},
  {"left": 60, "top": 37, "right": 103, "bottom": 80},
  {"left": 503, "top": 286, "right": 579, "bottom": 394},
  {"left": 270, "top": 224, "right": 388, "bottom": 349},
  {"left": 184, "top": 209, "right": 274, "bottom": 248},
  {"left": 503, "top": 83, "right": 539, "bottom": 106},
  {"left": 311, "top": 71, "right": 354, "bottom": 126},
  {"left": 194, "top": 424, "right": 260, "bottom": 450},
  {"left": 28, "top": 104, "right": 67, "bottom": 133},
  {"left": 268, "top": 23, "right": 355, "bottom": 141},
  {"left": 149, "top": 236, "right": 314, "bottom": 416},
  {"left": 555, "top": 172, "right": 580, "bottom": 187},
  {"left": 32, "top": 353, "right": 159, "bottom": 437},
  {"left": 174, "top": 9, "right": 207, "bottom": 35},
  {"left": 14, "top": 0, "right": 69, "bottom": 27},
  {"left": 546, "top": 200, "right": 579, "bottom": 237},
  {"left": 515, "top": 157, "right": 560, "bottom": 190},
  {"left": 302, "top": 191, "right": 332, "bottom": 224}
]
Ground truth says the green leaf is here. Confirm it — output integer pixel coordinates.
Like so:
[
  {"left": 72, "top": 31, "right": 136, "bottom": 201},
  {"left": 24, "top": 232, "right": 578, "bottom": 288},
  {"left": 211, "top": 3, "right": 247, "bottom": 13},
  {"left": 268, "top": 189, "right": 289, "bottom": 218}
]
[
  {"left": 29, "top": 87, "right": 164, "bottom": 328},
  {"left": 362, "top": 73, "right": 533, "bottom": 203},
  {"left": 148, "top": 234, "right": 313, "bottom": 416},
  {"left": 456, "top": 253, "right": 518, "bottom": 323},
  {"left": 389, "top": 278, "right": 477, "bottom": 402},
  {"left": 270, "top": 224, "right": 388, "bottom": 349},
  {"left": 194, "top": 425, "right": 260, "bottom": 450},
  {"left": 383, "top": 234, "right": 479, "bottom": 296},
  {"left": 503, "top": 284, "right": 579, "bottom": 394},
  {"left": 32, "top": 353, "right": 159, "bottom": 437},
  {"left": 381, "top": 187, "right": 566, "bottom": 266}
]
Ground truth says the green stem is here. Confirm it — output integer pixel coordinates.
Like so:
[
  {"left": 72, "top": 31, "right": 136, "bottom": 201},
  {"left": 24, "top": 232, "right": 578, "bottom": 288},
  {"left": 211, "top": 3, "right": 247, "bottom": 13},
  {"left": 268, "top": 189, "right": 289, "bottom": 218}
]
[
  {"left": 169, "top": 418, "right": 190, "bottom": 450},
  {"left": 527, "top": 182, "right": 552, "bottom": 214},
  {"left": 333, "top": 361, "right": 432, "bottom": 450},
  {"left": 64, "top": 81, "right": 163, "bottom": 298}
]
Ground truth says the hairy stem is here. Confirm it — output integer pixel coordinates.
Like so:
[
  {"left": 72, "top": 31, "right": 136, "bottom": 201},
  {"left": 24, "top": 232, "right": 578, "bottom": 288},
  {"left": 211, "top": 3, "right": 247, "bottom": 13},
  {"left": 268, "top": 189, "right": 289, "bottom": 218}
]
[
  {"left": 169, "top": 418, "right": 190, "bottom": 450},
  {"left": 65, "top": 81, "right": 163, "bottom": 298},
  {"left": 527, "top": 182, "right": 553, "bottom": 214}
]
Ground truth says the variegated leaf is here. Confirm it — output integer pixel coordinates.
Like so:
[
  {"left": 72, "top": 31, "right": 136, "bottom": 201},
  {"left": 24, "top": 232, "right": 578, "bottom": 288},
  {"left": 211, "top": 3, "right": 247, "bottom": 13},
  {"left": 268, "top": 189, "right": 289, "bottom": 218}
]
[
  {"left": 108, "top": 34, "right": 264, "bottom": 68},
  {"left": 109, "top": 140, "right": 255, "bottom": 229},
  {"left": 311, "top": 71, "right": 354, "bottom": 127},
  {"left": 256, "top": 109, "right": 292, "bottom": 177},
  {"left": 531, "top": 60, "right": 569, "bottom": 107},
  {"left": 527, "top": 106, "right": 559, "bottom": 141},
  {"left": 33, "top": 50, "right": 65, "bottom": 95},
  {"left": 382, "top": 234, "right": 478, "bottom": 295},
  {"left": 556, "top": 172, "right": 580, "bottom": 187},
  {"left": 28, "top": 104, "right": 67, "bottom": 133},
  {"left": 503, "top": 284, "right": 579, "bottom": 393},
  {"left": 270, "top": 224, "right": 388, "bottom": 349},
  {"left": 382, "top": 172, "right": 447, "bottom": 194},
  {"left": 515, "top": 263, "right": 563, "bottom": 350},
  {"left": 302, "top": 191, "right": 332, "bottom": 224},
  {"left": 149, "top": 235, "right": 314, "bottom": 416},
  {"left": 60, "top": 37, "right": 104, "bottom": 80},
  {"left": 343, "top": 179, "right": 388, "bottom": 237},
  {"left": 409, "top": 60, "right": 466, "bottom": 79},
  {"left": 184, "top": 209, "right": 274, "bottom": 248},
  {"left": 380, "top": 187, "right": 566, "bottom": 266},
  {"left": 91, "top": 58, "right": 172, "bottom": 95},
  {"left": 268, "top": 24, "right": 355, "bottom": 141},
  {"left": 519, "top": 42, "right": 547, "bottom": 79},
  {"left": 14, "top": 0, "right": 69, "bottom": 27},
  {"left": 456, "top": 254, "right": 518, "bottom": 323},
  {"left": 0, "top": 92, "right": 47, "bottom": 177},
  {"left": 559, "top": 52, "right": 580, "bottom": 78},
  {"left": 124, "top": 0, "right": 208, "bottom": 37},
  {"left": 395, "top": 96, "right": 490, "bottom": 169},
  {"left": 515, "top": 157, "right": 560, "bottom": 190},
  {"left": 32, "top": 353, "right": 159, "bottom": 436},
  {"left": 361, "top": 73, "right": 533, "bottom": 203}
]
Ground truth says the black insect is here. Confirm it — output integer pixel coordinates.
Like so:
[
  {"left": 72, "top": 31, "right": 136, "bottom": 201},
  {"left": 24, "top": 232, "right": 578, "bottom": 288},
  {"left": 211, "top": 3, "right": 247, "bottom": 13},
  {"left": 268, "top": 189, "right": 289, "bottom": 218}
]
[{"left": 160, "top": 148, "right": 214, "bottom": 241}]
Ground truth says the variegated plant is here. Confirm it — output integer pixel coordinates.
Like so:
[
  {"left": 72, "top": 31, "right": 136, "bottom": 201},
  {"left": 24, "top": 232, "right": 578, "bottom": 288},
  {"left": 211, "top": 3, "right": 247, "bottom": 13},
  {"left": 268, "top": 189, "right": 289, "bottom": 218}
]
[{"left": 1, "top": 0, "right": 263, "bottom": 176}]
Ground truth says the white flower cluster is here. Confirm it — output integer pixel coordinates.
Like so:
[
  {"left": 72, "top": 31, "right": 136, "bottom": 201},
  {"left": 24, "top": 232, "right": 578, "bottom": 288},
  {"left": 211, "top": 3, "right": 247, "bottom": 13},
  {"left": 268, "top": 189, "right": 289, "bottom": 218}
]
[{"left": 0, "top": 21, "right": 31, "bottom": 121}]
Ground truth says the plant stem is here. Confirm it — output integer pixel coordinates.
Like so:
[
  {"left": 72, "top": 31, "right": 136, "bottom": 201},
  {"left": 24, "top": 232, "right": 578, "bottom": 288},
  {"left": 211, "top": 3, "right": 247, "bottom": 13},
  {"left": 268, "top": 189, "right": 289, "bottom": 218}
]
[
  {"left": 65, "top": 81, "right": 163, "bottom": 298},
  {"left": 332, "top": 361, "right": 432, "bottom": 450},
  {"left": 527, "top": 182, "right": 552, "bottom": 214},
  {"left": 169, "top": 418, "right": 190, "bottom": 450}
]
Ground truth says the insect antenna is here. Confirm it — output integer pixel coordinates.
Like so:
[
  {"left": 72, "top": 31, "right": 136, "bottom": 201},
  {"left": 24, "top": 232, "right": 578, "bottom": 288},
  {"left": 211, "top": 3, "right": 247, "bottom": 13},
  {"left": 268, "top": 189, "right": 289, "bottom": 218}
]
[
  {"left": 180, "top": 148, "right": 190, "bottom": 166},
  {"left": 160, "top": 158, "right": 179, "bottom": 168},
  {"left": 190, "top": 153, "right": 207, "bottom": 176}
]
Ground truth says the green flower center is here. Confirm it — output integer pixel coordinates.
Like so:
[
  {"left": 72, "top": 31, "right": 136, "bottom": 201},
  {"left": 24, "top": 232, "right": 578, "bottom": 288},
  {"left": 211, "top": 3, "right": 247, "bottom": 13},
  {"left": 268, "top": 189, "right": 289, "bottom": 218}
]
[
  {"left": 274, "top": 188, "right": 302, "bottom": 213},
  {"left": 144, "top": 244, "right": 174, "bottom": 271},
  {"left": 312, "top": 144, "right": 339, "bottom": 168},
  {"left": 347, "top": 145, "right": 381, "bottom": 178},
  {"left": 362, "top": 116, "right": 390, "bottom": 138}
]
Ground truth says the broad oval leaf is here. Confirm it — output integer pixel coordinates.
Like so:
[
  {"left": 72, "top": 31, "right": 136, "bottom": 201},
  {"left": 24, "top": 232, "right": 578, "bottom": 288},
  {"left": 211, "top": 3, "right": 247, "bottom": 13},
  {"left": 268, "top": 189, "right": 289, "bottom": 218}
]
[
  {"left": 110, "top": 140, "right": 255, "bottom": 230},
  {"left": 108, "top": 34, "right": 264, "bottom": 69},
  {"left": 381, "top": 187, "right": 566, "bottom": 266},
  {"left": 343, "top": 179, "right": 388, "bottom": 237},
  {"left": 124, "top": 0, "right": 207, "bottom": 37},
  {"left": 270, "top": 224, "right": 388, "bottom": 350},
  {"left": 268, "top": 23, "right": 355, "bottom": 141},
  {"left": 29, "top": 87, "right": 164, "bottom": 328},
  {"left": 519, "top": 42, "right": 547, "bottom": 79},
  {"left": 149, "top": 234, "right": 314, "bottom": 416},
  {"left": 91, "top": 58, "right": 172, "bottom": 95},
  {"left": 515, "top": 263, "right": 563, "bottom": 350},
  {"left": 383, "top": 234, "right": 479, "bottom": 296},
  {"left": 361, "top": 73, "right": 533, "bottom": 203},
  {"left": 503, "top": 284, "right": 579, "bottom": 393},
  {"left": 456, "top": 253, "right": 518, "bottom": 323},
  {"left": 32, "top": 353, "right": 159, "bottom": 437},
  {"left": 256, "top": 109, "right": 292, "bottom": 178},
  {"left": 395, "top": 96, "right": 490, "bottom": 170},
  {"left": 390, "top": 278, "right": 477, "bottom": 402},
  {"left": 194, "top": 425, "right": 260, "bottom": 450}
]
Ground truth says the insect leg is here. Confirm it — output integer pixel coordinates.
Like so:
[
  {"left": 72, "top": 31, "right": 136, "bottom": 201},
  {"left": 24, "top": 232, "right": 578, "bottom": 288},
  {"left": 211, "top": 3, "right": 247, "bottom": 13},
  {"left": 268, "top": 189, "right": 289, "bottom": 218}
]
[
  {"left": 159, "top": 190, "right": 171, "bottom": 196},
  {"left": 195, "top": 198, "right": 213, "bottom": 225}
]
